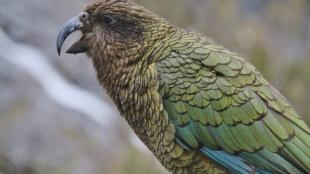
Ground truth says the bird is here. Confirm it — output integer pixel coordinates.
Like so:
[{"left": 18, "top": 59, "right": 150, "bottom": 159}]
[{"left": 56, "top": 0, "right": 310, "bottom": 173}]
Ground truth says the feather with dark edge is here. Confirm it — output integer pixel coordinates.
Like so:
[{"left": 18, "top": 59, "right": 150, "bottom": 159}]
[{"left": 56, "top": 0, "right": 310, "bottom": 173}]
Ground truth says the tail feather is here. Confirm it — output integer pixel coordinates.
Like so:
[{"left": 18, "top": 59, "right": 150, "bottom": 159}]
[
  {"left": 200, "top": 147, "right": 270, "bottom": 174},
  {"left": 242, "top": 149, "right": 304, "bottom": 174},
  {"left": 200, "top": 146, "right": 307, "bottom": 174},
  {"left": 282, "top": 135, "right": 310, "bottom": 173}
]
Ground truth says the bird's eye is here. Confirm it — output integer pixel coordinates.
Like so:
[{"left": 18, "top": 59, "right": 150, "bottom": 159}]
[{"left": 102, "top": 16, "right": 118, "bottom": 25}]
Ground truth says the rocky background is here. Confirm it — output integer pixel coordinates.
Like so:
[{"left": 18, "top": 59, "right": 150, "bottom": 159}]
[{"left": 0, "top": 0, "right": 309, "bottom": 174}]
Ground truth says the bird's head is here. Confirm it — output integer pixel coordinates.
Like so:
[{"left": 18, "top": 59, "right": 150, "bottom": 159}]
[{"left": 57, "top": 0, "right": 174, "bottom": 65}]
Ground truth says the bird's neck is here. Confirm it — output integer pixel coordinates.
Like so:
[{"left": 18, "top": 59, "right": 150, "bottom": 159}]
[
  {"left": 91, "top": 53, "right": 160, "bottom": 144},
  {"left": 91, "top": 24, "right": 177, "bottom": 96},
  {"left": 91, "top": 26, "right": 176, "bottom": 122}
]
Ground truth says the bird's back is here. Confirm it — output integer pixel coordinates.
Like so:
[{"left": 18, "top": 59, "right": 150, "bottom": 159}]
[{"left": 155, "top": 30, "right": 310, "bottom": 174}]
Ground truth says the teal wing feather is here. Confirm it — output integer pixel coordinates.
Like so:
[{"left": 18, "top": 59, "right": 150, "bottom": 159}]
[{"left": 156, "top": 32, "right": 310, "bottom": 174}]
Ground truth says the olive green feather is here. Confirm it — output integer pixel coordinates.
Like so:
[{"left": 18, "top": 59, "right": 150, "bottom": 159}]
[
  {"left": 157, "top": 30, "right": 310, "bottom": 173},
  {"left": 60, "top": 1, "right": 310, "bottom": 173}
]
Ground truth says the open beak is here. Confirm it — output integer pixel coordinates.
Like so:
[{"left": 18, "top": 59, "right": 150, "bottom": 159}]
[{"left": 57, "top": 12, "right": 89, "bottom": 55}]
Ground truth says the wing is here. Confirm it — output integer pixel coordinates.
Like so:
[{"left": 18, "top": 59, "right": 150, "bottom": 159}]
[{"left": 156, "top": 33, "right": 310, "bottom": 174}]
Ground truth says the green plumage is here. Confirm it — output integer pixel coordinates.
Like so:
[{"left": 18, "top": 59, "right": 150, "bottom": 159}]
[
  {"left": 58, "top": 1, "right": 310, "bottom": 173},
  {"left": 156, "top": 30, "right": 310, "bottom": 173}
]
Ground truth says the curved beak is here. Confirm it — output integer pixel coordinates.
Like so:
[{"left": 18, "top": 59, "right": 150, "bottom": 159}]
[{"left": 56, "top": 12, "right": 88, "bottom": 55}]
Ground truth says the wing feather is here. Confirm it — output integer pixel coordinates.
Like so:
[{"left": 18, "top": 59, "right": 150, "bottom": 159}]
[{"left": 157, "top": 34, "right": 310, "bottom": 173}]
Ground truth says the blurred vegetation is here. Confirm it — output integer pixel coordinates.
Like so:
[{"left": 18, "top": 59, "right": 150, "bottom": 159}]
[{"left": 0, "top": 0, "right": 309, "bottom": 174}]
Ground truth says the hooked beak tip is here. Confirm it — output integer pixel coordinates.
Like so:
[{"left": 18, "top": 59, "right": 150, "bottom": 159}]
[
  {"left": 57, "top": 49, "right": 61, "bottom": 56},
  {"left": 56, "top": 12, "right": 88, "bottom": 56},
  {"left": 57, "top": 44, "right": 62, "bottom": 56}
]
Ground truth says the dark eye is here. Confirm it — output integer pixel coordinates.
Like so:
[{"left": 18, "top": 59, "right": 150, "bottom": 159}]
[{"left": 102, "top": 15, "right": 118, "bottom": 25}]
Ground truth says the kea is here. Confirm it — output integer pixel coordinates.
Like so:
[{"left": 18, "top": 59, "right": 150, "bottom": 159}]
[{"left": 56, "top": 0, "right": 310, "bottom": 173}]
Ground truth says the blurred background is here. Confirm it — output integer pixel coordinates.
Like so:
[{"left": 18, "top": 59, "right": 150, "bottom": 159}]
[{"left": 0, "top": 0, "right": 309, "bottom": 173}]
